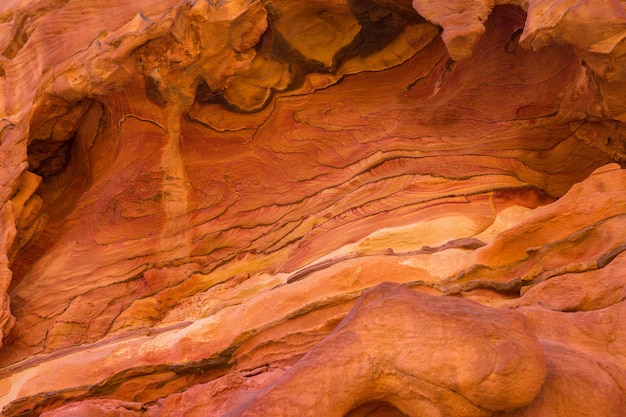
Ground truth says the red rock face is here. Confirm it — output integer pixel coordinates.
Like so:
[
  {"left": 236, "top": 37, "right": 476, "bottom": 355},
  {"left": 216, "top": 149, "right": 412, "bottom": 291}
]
[{"left": 0, "top": 0, "right": 625, "bottom": 415}]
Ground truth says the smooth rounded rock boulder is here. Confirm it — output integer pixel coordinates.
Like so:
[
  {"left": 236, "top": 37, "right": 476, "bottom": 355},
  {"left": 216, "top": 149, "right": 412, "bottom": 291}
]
[{"left": 226, "top": 283, "right": 547, "bottom": 417}]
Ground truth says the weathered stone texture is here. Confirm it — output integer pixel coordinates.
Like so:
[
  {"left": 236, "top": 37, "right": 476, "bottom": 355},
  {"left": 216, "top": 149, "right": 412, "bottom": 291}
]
[{"left": 1, "top": 0, "right": 626, "bottom": 415}]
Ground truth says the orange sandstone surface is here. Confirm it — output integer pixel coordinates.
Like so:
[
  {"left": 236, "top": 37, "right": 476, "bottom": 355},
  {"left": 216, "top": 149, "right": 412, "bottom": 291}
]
[{"left": 0, "top": 0, "right": 626, "bottom": 415}]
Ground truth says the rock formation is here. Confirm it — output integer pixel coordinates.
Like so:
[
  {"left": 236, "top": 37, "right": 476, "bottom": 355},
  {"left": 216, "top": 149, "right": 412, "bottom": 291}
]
[{"left": 0, "top": 0, "right": 625, "bottom": 415}]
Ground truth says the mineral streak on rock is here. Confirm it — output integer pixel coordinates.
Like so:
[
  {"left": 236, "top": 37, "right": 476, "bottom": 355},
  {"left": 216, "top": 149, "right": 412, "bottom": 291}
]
[{"left": 0, "top": 0, "right": 625, "bottom": 415}]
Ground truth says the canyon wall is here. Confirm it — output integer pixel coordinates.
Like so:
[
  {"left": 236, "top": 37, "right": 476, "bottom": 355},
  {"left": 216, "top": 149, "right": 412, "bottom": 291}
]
[{"left": 1, "top": 0, "right": 626, "bottom": 415}]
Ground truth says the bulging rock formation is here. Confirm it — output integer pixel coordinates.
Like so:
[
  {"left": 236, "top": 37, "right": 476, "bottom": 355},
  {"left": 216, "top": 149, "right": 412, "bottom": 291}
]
[{"left": 0, "top": 0, "right": 626, "bottom": 415}]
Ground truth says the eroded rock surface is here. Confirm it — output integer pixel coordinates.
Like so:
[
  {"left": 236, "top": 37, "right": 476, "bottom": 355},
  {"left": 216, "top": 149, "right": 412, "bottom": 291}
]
[
  {"left": 224, "top": 283, "right": 547, "bottom": 417},
  {"left": 1, "top": 0, "right": 626, "bottom": 415}
]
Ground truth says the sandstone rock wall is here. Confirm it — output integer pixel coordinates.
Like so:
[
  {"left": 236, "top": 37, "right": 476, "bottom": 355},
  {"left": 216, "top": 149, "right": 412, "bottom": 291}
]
[{"left": 0, "top": 0, "right": 626, "bottom": 415}]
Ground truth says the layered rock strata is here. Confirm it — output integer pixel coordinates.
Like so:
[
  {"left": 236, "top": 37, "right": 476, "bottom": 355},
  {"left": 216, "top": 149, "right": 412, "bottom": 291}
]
[{"left": 1, "top": 0, "right": 626, "bottom": 415}]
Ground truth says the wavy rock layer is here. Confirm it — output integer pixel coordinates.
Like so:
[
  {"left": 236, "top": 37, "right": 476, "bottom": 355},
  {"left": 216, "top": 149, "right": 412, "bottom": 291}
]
[{"left": 0, "top": 0, "right": 626, "bottom": 415}]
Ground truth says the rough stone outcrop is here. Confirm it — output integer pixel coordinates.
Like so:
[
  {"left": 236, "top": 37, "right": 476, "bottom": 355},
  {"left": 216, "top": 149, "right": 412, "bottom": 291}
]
[{"left": 1, "top": 0, "right": 626, "bottom": 415}]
